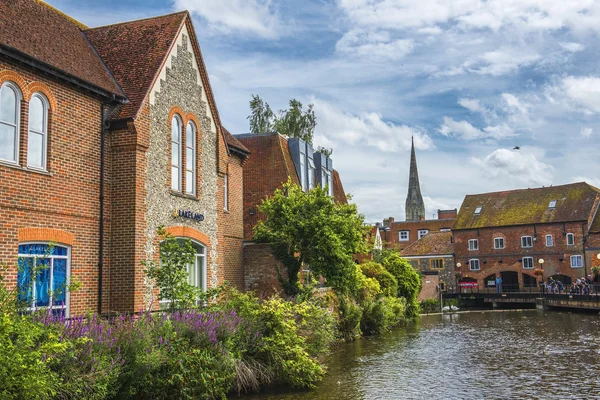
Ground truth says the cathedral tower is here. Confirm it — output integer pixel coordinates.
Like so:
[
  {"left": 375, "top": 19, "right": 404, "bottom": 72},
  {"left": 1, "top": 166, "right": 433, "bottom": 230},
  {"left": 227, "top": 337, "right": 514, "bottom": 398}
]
[{"left": 405, "top": 137, "right": 425, "bottom": 221}]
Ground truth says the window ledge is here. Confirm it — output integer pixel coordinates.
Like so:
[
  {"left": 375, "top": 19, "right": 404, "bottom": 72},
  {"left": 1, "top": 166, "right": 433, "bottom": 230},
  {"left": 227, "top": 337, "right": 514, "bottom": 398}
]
[
  {"left": 0, "top": 160, "right": 52, "bottom": 176},
  {"left": 170, "top": 190, "right": 199, "bottom": 201}
]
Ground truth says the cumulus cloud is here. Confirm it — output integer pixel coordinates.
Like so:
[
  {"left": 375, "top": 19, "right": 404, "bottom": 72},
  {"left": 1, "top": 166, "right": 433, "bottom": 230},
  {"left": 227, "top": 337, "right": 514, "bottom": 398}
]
[
  {"left": 335, "top": 30, "right": 414, "bottom": 60},
  {"left": 501, "top": 93, "right": 530, "bottom": 115},
  {"left": 458, "top": 98, "right": 484, "bottom": 113},
  {"left": 174, "top": 0, "right": 281, "bottom": 38},
  {"left": 553, "top": 76, "right": 600, "bottom": 114},
  {"left": 311, "top": 98, "right": 432, "bottom": 153},
  {"left": 438, "top": 117, "right": 515, "bottom": 140},
  {"left": 471, "top": 148, "right": 554, "bottom": 187}
]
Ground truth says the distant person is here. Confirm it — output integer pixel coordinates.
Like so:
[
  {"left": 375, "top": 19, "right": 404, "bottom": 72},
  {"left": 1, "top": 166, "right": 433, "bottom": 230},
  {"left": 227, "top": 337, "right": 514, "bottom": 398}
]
[
  {"left": 556, "top": 280, "right": 564, "bottom": 294},
  {"left": 496, "top": 276, "right": 503, "bottom": 293}
]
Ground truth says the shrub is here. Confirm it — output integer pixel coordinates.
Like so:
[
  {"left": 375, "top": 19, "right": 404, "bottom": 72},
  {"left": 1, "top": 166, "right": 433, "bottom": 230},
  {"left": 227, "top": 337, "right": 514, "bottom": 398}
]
[
  {"left": 382, "top": 253, "right": 422, "bottom": 318},
  {"left": 354, "top": 265, "right": 381, "bottom": 303},
  {"left": 336, "top": 295, "right": 362, "bottom": 341},
  {"left": 359, "top": 297, "right": 406, "bottom": 335},
  {"left": 386, "top": 296, "right": 407, "bottom": 327},
  {"left": 293, "top": 299, "right": 337, "bottom": 358},
  {"left": 360, "top": 262, "right": 398, "bottom": 298},
  {"left": 420, "top": 298, "right": 440, "bottom": 314}
]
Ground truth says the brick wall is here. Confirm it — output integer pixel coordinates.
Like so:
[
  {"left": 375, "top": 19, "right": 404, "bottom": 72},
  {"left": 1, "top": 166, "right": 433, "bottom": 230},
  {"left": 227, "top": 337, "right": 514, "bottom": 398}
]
[
  {"left": 0, "top": 60, "right": 108, "bottom": 316},
  {"left": 243, "top": 243, "right": 286, "bottom": 296},
  {"left": 454, "top": 222, "right": 589, "bottom": 288},
  {"left": 383, "top": 219, "right": 455, "bottom": 251},
  {"left": 419, "top": 274, "right": 440, "bottom": 302}
]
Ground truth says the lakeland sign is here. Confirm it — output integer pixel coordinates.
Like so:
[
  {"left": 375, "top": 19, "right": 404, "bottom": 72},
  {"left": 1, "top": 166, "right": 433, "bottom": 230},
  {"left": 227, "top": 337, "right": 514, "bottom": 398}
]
[{"left": 173, "top": 209, "right": 204, "bottom": 222}]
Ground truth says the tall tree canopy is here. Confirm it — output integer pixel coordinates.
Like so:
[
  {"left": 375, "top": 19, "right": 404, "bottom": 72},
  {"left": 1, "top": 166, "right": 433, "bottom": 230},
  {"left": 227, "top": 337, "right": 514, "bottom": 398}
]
[
  {"left": 254, "top": 180, "right": 368, "bottom": 295},
  {"left": 248, "top": 95, "right": 317, "bottom": 145}
]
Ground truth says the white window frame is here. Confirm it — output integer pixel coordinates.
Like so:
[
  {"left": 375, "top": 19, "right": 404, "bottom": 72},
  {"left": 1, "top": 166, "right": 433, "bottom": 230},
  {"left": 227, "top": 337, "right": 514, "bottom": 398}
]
[
  {"left": 566, "top": 233, "right": 574, "bottom": 246},
  {"left": 468, "top": 239, "right": 478, "bottom": 251},
  {"left": 474, "top": 206, "right": 482, "bottom": 214},
  {"left": 570, "top": 255, "right": 583, "bottom": 268},
  {"left": 0, "top": 82, "right": 21, "bottom": 164},
  {"left": 159, "top": 238, "right": 207, "bottom": 307},
  {"left": 521, "top": 236, "right": 533, "bottom": 248},
  {"left": 469, "top": 259, "right": 480, "bottom": 271},
  {"left": 26, "top": 92, "right": 49, "bottom": 171},
  {"left": 418, "top": 229, "right": 429, "bottom": 239},
  {"left": 223, "top": 172, "right": 228, "bottom": 211},
  {"left": 399, "top": 230, "right": 409, "bottom": 241},
  {"left": 545, "top": 234, "right": 553, "bottom": 247},
  {"left": 171, "top": 115, "right": 182, "bottom": 192},
  {"left": 494, "top": 237, "right": 504, "bottom": 249},
  {"left": 548, "top": 200, "right": 557, "bottom": 209},
  {"left": 18, "top": 242, "right": 71, "bottom": 317},
  {"left": 185, "top": 121, "right": 196, "bottom": 195},
  {"left": 522, "top": 257, "right": 534, "bottom": 270}
]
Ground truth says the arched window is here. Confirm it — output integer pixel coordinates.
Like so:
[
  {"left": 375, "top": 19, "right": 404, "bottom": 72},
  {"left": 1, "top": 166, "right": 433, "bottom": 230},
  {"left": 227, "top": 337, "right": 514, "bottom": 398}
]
[
  {"left": 18, "top": 243, "right": 70, "bottom": 316},
  {"left": 185, "top": 121, "right": 196, "bottom": 195},
  {"left": 0, "top": 82, "right": 21, "bottom": 164},
  {"left": 171, "top": 115, "right": 182, "bottom": 191},
  {"left": 27, "top": 93, "right": 49, "bottom": 170}
]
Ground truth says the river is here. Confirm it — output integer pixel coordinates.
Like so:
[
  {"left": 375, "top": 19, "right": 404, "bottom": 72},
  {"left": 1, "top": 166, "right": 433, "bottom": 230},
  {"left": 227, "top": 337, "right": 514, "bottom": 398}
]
[{"left": 241, "top": 310, "right": 600, "bottom": 399}]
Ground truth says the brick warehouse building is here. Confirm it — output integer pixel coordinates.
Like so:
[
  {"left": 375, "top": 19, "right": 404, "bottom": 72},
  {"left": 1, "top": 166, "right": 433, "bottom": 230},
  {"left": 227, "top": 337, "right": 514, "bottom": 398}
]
[
  {"left": 452, "top": 182, "right": 600, "bottom": 290},
  {"left": 0, "top": 0, "right": 248, "bottom": 316}
]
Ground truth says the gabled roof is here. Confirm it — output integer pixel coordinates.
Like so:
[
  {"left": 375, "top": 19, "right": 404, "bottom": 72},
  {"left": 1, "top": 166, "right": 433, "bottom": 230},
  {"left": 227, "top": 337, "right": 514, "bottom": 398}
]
[
  {"left": 84, "top": 12, "right": 187, "bottom": 119},
  {"left": 221, "top": 127, "right": 249, "bottom": 155},
  {"left": 0, "top": 0, "right": 124, "bottom": 97},
  {"left": 332, "top": 169, "right": 348, "bottom": 205},
  {"left": 400, "top": 231, "right": 454, "bottom": 257},
  {"left": 453, "top": 182, "right": 600, "bottom": 230}
]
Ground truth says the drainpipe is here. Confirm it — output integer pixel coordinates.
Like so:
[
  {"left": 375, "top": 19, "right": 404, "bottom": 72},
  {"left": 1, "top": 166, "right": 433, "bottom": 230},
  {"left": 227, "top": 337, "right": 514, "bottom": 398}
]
[{"left": 98, "top": 101, "right": 111, "bottom": 315}]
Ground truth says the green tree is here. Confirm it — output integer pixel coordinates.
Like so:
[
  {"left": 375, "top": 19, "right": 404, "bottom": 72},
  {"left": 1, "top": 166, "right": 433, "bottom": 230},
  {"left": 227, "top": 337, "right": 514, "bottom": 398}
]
[
  {"left": 381, "top": 253, "right": 422, "bottom": 318},
  {"left": 254, "top": 180, "right": 368, "bottom": 295},
  {"left": 248, "top": 96, "right": 317, "bottom": 144},
  {"left": 143, "top": 227, "right": 199, "bottom": 312}
]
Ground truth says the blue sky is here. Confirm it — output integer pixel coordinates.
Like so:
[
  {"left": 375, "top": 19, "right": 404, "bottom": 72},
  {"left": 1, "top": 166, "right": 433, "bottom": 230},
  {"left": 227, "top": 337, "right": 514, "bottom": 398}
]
[{"left": 49, "top": 0, "right": 600, "bottom": 222}]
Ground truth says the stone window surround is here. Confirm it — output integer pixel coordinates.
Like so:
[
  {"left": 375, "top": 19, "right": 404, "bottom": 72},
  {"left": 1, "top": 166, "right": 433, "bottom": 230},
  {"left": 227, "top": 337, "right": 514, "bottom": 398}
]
[{"left": 167, "top": 106, "right": 203, "bottom": 199}]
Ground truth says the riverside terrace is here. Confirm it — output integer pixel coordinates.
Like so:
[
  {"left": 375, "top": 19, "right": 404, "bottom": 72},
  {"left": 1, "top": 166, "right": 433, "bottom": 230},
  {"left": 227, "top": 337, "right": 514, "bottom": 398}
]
[{"left": 443, "top": 283, "right": 600, "bottom": 311}]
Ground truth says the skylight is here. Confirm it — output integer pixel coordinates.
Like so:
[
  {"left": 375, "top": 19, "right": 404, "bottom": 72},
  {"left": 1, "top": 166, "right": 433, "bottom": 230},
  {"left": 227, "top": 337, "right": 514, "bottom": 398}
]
[
  {"left": 548, "top": 200, "right": 557, "bottom": 209},
  {"left": 474, "top": 206, "right": 482, "bottom": 214}
]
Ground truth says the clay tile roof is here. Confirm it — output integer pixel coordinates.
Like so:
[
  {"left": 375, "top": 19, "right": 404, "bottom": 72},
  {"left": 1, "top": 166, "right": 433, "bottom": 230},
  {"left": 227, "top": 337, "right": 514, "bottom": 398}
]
[
  {"left": 453, "top": 182, "right": 600, "bottom": 230},
  {"left": 84, "top": 12, "right": 187, "bottom": 119},
  {"left": 332, "top": 169, "right": 348, "bottom": 205},
  {"left": 400, "top": 231, "right": 454, "bottom": 257},
  {"left": 0, "top": 0, "right": 123, "bottom": 96},
  {"left": 221, "top": 126, "right": 249, "bottom": 155}
]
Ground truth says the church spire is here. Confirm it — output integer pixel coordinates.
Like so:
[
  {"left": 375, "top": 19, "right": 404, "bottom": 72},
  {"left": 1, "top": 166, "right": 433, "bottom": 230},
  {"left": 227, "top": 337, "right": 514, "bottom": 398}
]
[{"left": 405, "top": 136, "right": 425, "bottom": 221}]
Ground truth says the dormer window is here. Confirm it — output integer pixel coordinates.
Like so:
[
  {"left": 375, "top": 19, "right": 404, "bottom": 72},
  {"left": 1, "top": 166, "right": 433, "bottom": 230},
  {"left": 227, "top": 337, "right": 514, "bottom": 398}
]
[
  {"left": 474, "top": 206, "right": 482, "bottom": 215},
  {"left": 548, "top": 200, "right": 557, "bottom": 209}
]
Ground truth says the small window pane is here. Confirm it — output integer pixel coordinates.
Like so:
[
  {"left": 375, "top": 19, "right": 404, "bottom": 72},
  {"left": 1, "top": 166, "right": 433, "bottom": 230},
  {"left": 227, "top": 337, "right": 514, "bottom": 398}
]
[
  {"left": 171, "top": 166, "right": 179, "bottom": 190},
  {"left": 186, "top": 123, "right": 195, "bottom": 147},
  {"left": 27, "top": 132, "right": 44, "bottom": 168},
  {"left": 186, "top": 147, "right": 194, "bottom": 170},
  {"left": 0, "top": 85, "right": 16, "bottom": 123},
  {"left": 172, "top": 143, "right": 180, "bottom": 166},
  {"left": 186, "top": 171, "right": 193, "bottom": 193},
  {"left": 0, "top": 123, "right": 16, "bottom": 161},
  {"left": 29, "top": 96, "right": 44, "bottom": 132},
  {"left": 53, "top": 258, "right": 67, "bottom": 304},
  {"left": 35, "top": 259, "right": 50, "bottom": 307},
  {"left": 17, "top": 258, "right": 33, "bottom": 303},
  {"left": 171, "top": 117, "right": 180, "bottom": 141}
]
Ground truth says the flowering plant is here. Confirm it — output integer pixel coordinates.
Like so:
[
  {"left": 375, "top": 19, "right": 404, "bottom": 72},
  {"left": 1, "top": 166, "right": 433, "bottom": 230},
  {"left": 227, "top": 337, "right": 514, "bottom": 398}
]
[{"left": 533, "top": 268, "right": 543, "bottom": 276}]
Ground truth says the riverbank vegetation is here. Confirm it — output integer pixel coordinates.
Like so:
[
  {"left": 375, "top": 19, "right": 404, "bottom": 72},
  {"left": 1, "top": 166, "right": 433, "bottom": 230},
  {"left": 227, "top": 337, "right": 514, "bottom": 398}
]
[{"left": 0, "top": 183, "right": 422, "bottom": 399}]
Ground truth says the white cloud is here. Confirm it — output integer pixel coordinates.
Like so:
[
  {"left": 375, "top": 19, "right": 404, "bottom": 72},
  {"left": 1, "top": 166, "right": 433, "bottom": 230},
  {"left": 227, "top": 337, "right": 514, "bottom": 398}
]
[
  {"left": 438, "top": 117, "right": 515, "bottom": 140},
  {"left": 557, "top": 76, "right": 600, "bottom": 114},
  {"left": 174, "top": 0, "right": 281, "bottom": 38},
  {"left": 466, "top": 48, "right": 540, "bottom": 76},
  {"left": 458, "top": 98, "right": 483, "bottom": 113},
  {"left": 311, "top": 98, "right": 433, "bottom": 153},
  {"left": 581, "top": 127, "right": 593, "bottom": 137},
  {"left": 501, "top": 93, "right": 530, "bottom": 115},
  {"left": 471, "top": 148, "right": 554, "bottom": 187},
  {"left": 560, "top": 42, "right": 585, "bottom": 52},
  {"left": 335, "top": 30, "right": 414, "bottom": 60}
]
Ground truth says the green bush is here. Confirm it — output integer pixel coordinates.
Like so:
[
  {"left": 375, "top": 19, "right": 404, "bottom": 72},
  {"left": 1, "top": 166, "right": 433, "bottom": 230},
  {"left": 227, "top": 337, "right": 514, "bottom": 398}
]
[
  {"left": 354, "top": 264, "right": 381, "bottom": 303},
  {"left": 386, "top": 296, "right": 407, "bottom": 327},
  {"left": 420, "top": 298, "right": 440, "bottom": 314},
  {"left": 293, "top": 299, "right": 337, "bottom": 358},
  {"left": 382, "top": 253, "right": 422, "bottom": 318},
  {"left": 336, "top": 295, "right": 362, "bottom": 341},
  {"left": 360, "top": 262, "right": 398, "bottom": 298},
  {"left": 359, "top": 297, "right": 406, "bottom": 335}
]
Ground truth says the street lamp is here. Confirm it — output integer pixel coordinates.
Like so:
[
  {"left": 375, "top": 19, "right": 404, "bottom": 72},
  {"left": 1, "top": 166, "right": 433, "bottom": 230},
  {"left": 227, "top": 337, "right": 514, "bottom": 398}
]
[{"left": 538, "top": 258, "right": 545, "bottom": 292}]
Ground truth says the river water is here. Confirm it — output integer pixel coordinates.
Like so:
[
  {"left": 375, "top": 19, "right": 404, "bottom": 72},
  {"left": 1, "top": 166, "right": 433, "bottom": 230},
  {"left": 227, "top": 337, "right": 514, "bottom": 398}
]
[{"left": 241, "top": 310, "right": 600, "bottom": 399}]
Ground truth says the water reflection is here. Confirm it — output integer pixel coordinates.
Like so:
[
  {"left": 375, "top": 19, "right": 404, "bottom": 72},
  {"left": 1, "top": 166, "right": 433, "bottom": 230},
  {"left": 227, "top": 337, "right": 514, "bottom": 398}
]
[{"left": 240, "top": 311, "right": 600, "bottom": 399}]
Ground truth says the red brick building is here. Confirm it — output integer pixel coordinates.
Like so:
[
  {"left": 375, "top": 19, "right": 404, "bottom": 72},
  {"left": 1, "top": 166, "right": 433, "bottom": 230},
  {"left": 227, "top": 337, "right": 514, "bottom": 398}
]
[
  {"left": 0, "top": 0, "right": 247, "bottom": 316},
  {"left": 452, "top": 182, "right": 600, "bottom": 290}
]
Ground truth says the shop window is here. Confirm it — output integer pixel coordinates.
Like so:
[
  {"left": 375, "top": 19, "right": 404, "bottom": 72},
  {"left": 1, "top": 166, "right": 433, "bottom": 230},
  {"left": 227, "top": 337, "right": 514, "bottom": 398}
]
[{"left": 17, "top": 243, "right": 70, "bottom": 316}]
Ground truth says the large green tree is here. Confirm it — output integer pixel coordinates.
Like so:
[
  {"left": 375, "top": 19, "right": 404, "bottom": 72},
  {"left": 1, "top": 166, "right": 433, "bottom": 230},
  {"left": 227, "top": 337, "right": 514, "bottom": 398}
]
[
  {"left": 248, "top": 95, "right": 317, "bottom": 145},
  {"left": 254, "top": 180, "right": 368, "bottom": 295}
]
